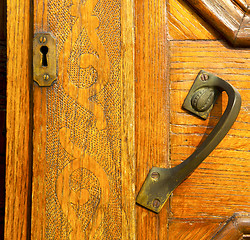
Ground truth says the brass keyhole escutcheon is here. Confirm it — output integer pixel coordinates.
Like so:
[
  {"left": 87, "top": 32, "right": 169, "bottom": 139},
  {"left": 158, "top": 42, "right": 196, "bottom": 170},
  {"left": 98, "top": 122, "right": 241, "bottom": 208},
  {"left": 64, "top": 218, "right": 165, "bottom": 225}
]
[
  {"left": 40, "top": 46, "right": 49, "bottom": 67},
  {"left": 33, "top": 33, "right": 57, "bottom": 87}
]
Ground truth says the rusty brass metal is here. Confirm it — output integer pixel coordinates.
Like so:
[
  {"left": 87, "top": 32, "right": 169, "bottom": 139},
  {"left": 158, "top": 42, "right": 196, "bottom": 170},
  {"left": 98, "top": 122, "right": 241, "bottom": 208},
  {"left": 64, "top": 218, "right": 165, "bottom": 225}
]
[
  {"left": 136, "top": 70, "right": 241, "bottom": 213},
  {"left": 33, "top": 33, "right": 57, "bottom": 86}
]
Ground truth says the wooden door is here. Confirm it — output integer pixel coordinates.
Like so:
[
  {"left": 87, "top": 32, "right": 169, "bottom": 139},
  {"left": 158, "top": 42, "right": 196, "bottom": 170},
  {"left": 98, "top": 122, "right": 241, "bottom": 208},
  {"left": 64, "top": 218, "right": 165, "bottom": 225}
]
[
  {"left": 6, "top": 0, "right": 135, "bottom": 239},
  {"left": 5, "top": 0, "right": 250, "bottom": 239},
  {"left": 162, "top": 1, "right": 250, "bottom": 238}
]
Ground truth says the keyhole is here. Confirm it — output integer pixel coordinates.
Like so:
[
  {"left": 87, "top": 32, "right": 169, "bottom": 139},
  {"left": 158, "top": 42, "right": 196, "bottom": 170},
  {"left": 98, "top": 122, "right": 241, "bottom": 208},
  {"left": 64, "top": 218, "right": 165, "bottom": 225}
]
[{"left": 40, "top": 46, "right": 48, "bottom": 67}]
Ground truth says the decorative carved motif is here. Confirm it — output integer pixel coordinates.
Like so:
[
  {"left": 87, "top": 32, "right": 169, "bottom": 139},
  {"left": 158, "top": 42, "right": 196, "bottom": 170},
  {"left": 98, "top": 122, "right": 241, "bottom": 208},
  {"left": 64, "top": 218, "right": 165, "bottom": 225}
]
[{"left": 45, "top": 0, "right": 122, "bottom": 238}]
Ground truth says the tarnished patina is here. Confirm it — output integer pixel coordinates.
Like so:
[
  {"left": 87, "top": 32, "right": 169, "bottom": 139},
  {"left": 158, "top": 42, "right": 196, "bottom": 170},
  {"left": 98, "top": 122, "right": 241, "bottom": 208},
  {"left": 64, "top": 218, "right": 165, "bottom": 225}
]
[{"left": 33, "top": 33, "right": 57, "bottom": 87}]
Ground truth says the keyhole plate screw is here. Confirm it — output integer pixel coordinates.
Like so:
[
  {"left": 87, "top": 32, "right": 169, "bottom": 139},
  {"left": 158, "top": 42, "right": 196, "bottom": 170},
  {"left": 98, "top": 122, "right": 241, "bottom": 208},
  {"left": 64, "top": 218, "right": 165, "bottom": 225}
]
[
  {"left": 39, "top": 36, "right": 47, "bottom": 43},
  {"left": 43, "top": 74, "right": 50, "bottom": 80}
]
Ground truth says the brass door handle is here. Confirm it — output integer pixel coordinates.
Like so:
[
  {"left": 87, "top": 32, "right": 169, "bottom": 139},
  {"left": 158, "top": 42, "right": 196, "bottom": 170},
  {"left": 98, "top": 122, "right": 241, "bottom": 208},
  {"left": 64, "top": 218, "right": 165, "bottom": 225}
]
[{"left": 136, "top": 70, "right": 241, "bottom": 213}]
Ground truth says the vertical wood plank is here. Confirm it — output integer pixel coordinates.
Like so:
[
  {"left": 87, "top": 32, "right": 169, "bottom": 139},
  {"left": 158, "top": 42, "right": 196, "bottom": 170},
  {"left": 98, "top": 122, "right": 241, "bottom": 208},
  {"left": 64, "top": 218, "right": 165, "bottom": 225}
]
[
  {"left": 135, "top": 0, "right": 170, "bottom": 239},
  {"left": 31, "top": 0, "right": 135, "bottom": 239},
  {"left": 31, "top": 0, "right": 48, "bottom": 238},
  {"left": 121, "top": 0, "right": 136, "bottom": 239},
  {"left": 5, "top": 0, "right": 33, "bottom": 239}
]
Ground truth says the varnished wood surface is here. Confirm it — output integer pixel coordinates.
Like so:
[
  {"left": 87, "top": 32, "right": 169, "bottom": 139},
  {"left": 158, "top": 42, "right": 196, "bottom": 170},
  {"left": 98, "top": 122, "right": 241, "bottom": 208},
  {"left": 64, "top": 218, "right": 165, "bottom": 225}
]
[
  {"left": 168, "top": 40, "right": 250, "bottom": 238},
  {"left": 184, "top": 0, "right": 250, "bottom": 46},
  {"left": 135, "top": 0, "right": 169, "bottom": 239},
  {"left": 5, "top": 0, "right": 250, "bottom": 239},
  {"left": 135, "top": 0, "right": 250, "bottom": 239},
  {"left": 168, "top": 219, "right": 221, "bottom": 240},
  {"left": 136, "top": 0, "right": 250, "bottom": 239},
  {"left": 32, "top": 0, "right": 135, "bottom": 239},
  {"left": 5, "top": 0, "right": 33, "bottom": 239},
  {"left": 168, "top": 0, "right": 220, "bottom": 40}
]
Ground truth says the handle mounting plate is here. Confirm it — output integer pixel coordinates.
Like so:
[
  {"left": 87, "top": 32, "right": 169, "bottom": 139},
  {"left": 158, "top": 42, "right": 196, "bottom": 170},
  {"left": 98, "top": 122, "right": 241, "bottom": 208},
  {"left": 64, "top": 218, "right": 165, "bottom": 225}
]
[{"left": 182, "top": 71, "right": 220, "bottom": 119}]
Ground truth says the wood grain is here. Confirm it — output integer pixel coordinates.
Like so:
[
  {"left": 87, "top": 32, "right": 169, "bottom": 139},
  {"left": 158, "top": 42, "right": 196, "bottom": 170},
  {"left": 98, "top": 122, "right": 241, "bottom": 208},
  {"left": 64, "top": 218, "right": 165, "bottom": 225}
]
[
  {"left": 184, "top": 0, "right": 250, "bottom": 46},
  {"left": 32, "top": 0, "right": 135, "bottom": 239},
  {"left": 121, "top": 0, "right": 136, "bottom": 238},
  {"left": 134, "top": 0, "right": 170, "bottom": 239},
  {"left": 169, "top": 41, "right": 250, "bottom": 222},
  {"left": 5, "top": 0, "right": 33, "bottom": 239},
  {"left": 31, "top": 1, "right": 48, "bottom": 238},
  {"left": 167, "top": 0, "right": 219, "bottom": 40},
  {"left": 136, "top": 1, "right": 249, "bottom": 239},
  {"left": 168, "top": 219, "right": 222, "bottom": 240},
  {"left": 6, "top": 0, "right": 250, "bottom": 239}
]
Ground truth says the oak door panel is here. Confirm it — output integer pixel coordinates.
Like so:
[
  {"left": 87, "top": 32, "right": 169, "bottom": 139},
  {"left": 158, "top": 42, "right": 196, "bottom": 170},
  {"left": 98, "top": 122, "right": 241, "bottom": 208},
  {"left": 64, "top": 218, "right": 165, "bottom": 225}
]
[
  {"left": 31, "top": 0, "right": 135, "bottom": 239},
  {"left": 5, "top": 0, "right": 33, "bottom": 239},
  {"left": 167, "top": 1, "right": 250, "bottom": 238},
  {"left": 5, "top": 0, "right": 250, "bottom": 239}
]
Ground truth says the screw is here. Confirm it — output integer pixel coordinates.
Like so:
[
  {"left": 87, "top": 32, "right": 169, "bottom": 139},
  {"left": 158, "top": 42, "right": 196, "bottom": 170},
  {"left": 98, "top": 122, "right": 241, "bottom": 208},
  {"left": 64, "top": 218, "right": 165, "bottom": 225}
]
[
  {"left": 153, "top": 199, "right": 161, "bottom": 208},
  {"left": 200, "top": 73, "right": 209, "bottom": 81},
  {"left": 43, "top": 74, "right": 50, "bottom": 80},
  {"left": 39, "top": 36, "right": 47, "bottom": 43},
  {"left": 151, "top": 172, "right": 160, "bottom": 181}
]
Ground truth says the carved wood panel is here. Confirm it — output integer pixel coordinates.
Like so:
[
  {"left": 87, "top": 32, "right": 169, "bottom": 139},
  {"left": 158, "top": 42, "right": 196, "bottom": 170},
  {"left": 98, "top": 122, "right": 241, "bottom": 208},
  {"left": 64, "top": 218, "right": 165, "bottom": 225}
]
[
  {"left": 6, "top": 0, "right": 250, "bottom": 239},
  {"left": 32, "top": 0, "right": 135, "bottom": 239}
]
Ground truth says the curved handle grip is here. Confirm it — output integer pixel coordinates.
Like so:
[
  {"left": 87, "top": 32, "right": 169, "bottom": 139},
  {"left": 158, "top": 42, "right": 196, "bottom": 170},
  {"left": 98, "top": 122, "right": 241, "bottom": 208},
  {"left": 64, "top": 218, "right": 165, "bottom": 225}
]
[{"left": 136, "top": 71, "right": 241, "bottom": 213}]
